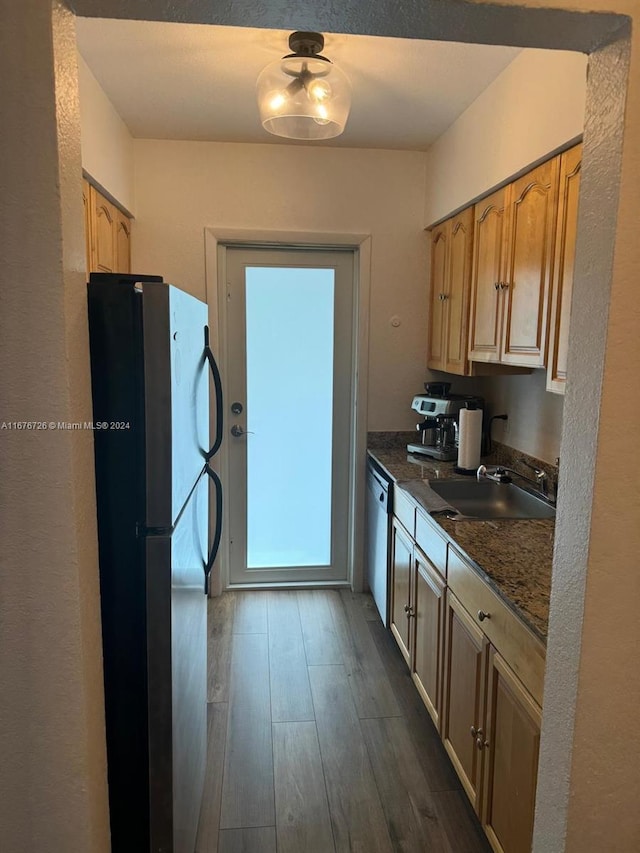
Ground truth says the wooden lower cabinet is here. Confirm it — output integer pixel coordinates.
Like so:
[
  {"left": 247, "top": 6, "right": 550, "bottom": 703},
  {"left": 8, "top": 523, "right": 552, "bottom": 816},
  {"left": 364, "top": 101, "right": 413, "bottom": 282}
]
[
  {"left": 442, "top": 591, "right": 542, "bottom": 853},
  {"left": 390, "top": 517, "right": 413, "bottom": 665},
  {"left": 390, "top": 514, "right": 446, "bottom": 725},
  {"left": 387, "top": 499, "right": 544, "bottom": 853},
  {"left": 481, "top": 648, "right": 541, "bottom": 853},
  {"left": 412, "top": 549, "right": 445, "bottom": 729},
  {"left": 441, "top": 590, "right": 488, "bottom": 811}
]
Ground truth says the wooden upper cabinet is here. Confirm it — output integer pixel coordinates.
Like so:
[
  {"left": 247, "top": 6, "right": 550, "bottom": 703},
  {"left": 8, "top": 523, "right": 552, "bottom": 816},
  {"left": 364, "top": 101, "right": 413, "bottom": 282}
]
[
  {"left": 445, "top": 208, "right": 474, "bottom": 374},
  {"left": 115, "top": 209, "right": 132, "bottom": 274},
  {"left": 501, "top": 157, "right": 560, "bottom": 367},
  {"left": 428, "top": 207, "right": 474, "bottom": 375},
  {"left": 547, "top": 144, "right": 582, "bottom": 393},
  {"left": 481, "top": 648, "right": 541, "bottom": 853},
  {"left": 85, "top": 180, "right": 132, "bottom": 275},
  {"left": 90, "top": 184, "right": 117, "bottom": 273},
  {"left": 82, "top": 178, "right": 92, "bottom": 275},
  {"left": 469, "top": 161, "right": 560, "bottom": 367},
  {"left": 468, "top": 188, "right": 509, "bottom": 364},
  {"left": 427, "top": 222, "right": 450, "bottom": 371}
]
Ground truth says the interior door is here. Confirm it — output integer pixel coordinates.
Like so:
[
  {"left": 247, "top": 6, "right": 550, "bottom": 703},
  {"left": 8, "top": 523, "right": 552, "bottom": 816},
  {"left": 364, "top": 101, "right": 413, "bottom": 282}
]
[{"left": 225, "top": 246, "right": 355, "bottom": 585}]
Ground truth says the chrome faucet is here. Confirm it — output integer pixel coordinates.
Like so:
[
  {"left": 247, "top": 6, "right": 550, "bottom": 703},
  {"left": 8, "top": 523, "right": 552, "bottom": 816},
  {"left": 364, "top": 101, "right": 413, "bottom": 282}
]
[
  {"left": 477, "top": 462, "right": 553, "bottom": 501},
  {"left": 477, "top": 465, "right": 512, "bottom": 484},
  {"left": 517, "top": 458, "right": 550, "bottom": 498}
]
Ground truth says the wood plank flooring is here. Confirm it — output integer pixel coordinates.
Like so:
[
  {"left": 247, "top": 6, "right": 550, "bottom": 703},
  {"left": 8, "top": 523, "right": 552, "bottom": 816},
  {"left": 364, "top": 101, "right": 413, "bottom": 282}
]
[{"left": 197, "top": 590, "right": 491, "bottom": 853}]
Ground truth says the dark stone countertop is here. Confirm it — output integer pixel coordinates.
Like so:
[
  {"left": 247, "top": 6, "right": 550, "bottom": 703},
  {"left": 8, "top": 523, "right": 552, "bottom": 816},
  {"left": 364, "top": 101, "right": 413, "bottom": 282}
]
[{"left": 368, "top": 446, "right": 553, "bottom": 643}]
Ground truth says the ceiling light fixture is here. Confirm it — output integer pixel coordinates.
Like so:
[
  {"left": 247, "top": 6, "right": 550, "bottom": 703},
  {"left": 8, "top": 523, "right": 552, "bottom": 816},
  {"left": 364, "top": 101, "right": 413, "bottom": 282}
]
[{"left": 256, "top": 31, "right": 351, "bottom": 141}]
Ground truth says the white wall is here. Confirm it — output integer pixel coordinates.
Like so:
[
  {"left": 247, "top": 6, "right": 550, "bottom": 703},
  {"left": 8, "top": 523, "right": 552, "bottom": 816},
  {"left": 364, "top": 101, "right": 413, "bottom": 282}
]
[
  {"left": 0, "top": 5, "right": 109, "bottom": 851},
  {"left": 132, "top": 140, "right": 428, "bottom": 430},
  {"left": 424, "top": 49, "right": 587, "bottom": 226},
  {"left": 479, "top": 371, "right": 563, "bottom": 462},
  {"left": 424, "top": 48, "right": 587, "bottom": 461},
  {"left": 77, "top": 53, "right": 135, "bottom": 212}
]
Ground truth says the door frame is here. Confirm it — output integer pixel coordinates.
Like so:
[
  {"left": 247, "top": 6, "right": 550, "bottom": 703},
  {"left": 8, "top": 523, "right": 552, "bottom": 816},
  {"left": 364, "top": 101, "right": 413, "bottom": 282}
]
[{"left": 204, "top": 227, "right": 372, "bottom": 593}]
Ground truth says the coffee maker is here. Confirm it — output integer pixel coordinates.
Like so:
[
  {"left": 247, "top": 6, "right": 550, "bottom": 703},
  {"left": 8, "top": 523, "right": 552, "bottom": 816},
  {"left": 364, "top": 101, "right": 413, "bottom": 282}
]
[{"left": 407, "top": 383, "right": 483, "bottom": 461}]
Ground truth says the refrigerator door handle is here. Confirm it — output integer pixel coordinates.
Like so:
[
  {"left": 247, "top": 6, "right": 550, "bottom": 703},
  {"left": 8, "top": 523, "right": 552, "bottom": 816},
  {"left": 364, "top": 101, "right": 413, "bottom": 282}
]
[
  {"left": 204, "top": 326, "right": 224, "bottom": 459},
  {"left": 204, "top": 463, "right": 223, "bottom": 594}
]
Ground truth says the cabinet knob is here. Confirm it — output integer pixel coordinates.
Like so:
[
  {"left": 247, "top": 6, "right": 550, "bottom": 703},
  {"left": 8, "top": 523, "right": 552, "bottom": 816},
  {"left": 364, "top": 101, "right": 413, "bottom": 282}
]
[
  {"left": 476, "top": 737, "right": 489, "bottom": 751},
  {"left": 477, "top": 610, "right": 491, "bottom": 622},
  {"left": 500, "top": 282, "right": 510, "bottom": 290},
  {"left": 470, "top": 725, "right": 483, "bottom": 738},
  {"left": 404, "top": 604, "right": 415, "bottom": 617},
  {"left": 494, "top": 281, "right": 500, "bottom": 290}
]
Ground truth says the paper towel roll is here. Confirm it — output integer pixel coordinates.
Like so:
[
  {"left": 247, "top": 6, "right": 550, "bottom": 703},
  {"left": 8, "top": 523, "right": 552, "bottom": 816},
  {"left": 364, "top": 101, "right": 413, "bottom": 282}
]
[{"left": 457, "top": 408, "right": 483, "bottom": 472}]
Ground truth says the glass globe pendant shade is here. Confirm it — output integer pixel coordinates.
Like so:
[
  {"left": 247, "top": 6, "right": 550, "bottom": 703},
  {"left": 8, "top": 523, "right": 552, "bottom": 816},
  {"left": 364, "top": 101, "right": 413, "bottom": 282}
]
[{"left": 257, "top": 43, "right": 351, "bottom": 140}]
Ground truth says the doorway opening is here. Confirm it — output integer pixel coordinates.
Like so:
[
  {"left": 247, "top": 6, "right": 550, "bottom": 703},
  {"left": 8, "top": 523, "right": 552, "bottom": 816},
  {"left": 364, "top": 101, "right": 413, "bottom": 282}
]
[{"left": 222, "top": 245, "right": 359, "bottom": 586}]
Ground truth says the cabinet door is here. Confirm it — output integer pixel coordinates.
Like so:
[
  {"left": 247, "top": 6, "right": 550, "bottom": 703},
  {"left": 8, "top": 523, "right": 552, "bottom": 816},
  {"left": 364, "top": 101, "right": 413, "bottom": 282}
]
[
  {"left": 115, "top": 209, "right": 132, "bottom": 274},
  {"left": 445, "top": 207, "right": 474, "bottom": 375},
  {"left": 547, "top": 144, "right": 581, "bottom": 393},
  {"left": 501, "top": 157, "right": 560, "bottom": 367},
  {"left": 90, "top": 185, "right": 117, "bottom": 273},
  {"left": 442, "top": 590, "right": 488, "bottom": 812},
  {"left": 468, "top": 188, "right": 508, "bottom": 363},
  {"left": 390, "top": 517, "right": 413, "bottom": 665},
  {"left": 412, "top": 549, "right": 445, "bottom": 730},
  {"left": 82, "top": 178, "right": 92, "bottom": 276},
  {"left": 427, "top": 222, "right": 449, "bottom": 371},
  {"left": 481, "top": 648, "right": 541, "bottom": 853}
]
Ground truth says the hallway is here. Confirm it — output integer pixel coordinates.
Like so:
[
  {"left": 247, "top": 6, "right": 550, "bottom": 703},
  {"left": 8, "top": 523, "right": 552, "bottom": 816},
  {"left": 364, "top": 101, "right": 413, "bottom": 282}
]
[{"left": 196, "top": 589, "right": 490, "bottom": 852}]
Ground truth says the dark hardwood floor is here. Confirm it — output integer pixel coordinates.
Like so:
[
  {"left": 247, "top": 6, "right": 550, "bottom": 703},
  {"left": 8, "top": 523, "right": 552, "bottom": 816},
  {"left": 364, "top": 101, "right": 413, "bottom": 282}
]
[{"left": 197, "top": 589, "right": 491, "bottom": 853}]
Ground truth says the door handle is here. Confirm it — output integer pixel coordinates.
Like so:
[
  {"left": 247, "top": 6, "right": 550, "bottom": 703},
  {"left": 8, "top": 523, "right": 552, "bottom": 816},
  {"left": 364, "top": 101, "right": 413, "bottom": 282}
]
[
  {"left": 204, "top": 326, "right": 224, "bottom": 460},
  {"left": 204, "top": 464, "right": 223, "bottom": 594},
  {"left": 230, "top": 424, "right": 254, "bottom": 438}
]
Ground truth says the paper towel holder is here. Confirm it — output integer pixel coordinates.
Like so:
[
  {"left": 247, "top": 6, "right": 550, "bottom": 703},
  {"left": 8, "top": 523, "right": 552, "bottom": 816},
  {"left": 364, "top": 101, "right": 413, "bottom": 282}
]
[{"left": 454, "top": 400, "right": 484, "bottom": 476}]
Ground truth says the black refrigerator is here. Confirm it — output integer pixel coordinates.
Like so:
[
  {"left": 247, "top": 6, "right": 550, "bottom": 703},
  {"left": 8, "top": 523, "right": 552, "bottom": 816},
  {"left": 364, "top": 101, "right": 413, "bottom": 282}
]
[{"left": 87, "top": 273, "right": 223, "bottom": 853}]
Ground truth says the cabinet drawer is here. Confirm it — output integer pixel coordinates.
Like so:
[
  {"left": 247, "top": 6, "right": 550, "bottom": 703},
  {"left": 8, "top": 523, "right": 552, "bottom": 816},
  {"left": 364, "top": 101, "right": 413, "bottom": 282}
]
[
  {"left": 447, "top": 546, "right": 545, "bottom": 705},
  {"left": 393, "top": 486, "right": 416, "bottom": 537},
  {"left": 415, "top": 509, "right": 447, "bottom": 579}
]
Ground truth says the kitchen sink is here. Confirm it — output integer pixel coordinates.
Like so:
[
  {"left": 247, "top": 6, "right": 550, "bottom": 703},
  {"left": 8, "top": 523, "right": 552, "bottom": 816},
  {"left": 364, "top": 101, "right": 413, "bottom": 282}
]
[{"left": 427, "top": 478, "right": 556, "bottom": 520}]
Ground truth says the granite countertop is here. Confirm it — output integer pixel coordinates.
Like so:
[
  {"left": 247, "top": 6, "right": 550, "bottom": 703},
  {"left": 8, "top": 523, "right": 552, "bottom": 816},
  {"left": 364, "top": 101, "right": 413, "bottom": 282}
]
[{"left": 368, "top": 446, "right": 553, "bottom": 643}]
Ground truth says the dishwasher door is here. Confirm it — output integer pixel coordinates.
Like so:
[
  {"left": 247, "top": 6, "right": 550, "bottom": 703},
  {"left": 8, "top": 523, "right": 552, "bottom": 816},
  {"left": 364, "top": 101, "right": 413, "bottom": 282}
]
[{"left": 366, "top": 463, "right": 392, "bottom": 627}]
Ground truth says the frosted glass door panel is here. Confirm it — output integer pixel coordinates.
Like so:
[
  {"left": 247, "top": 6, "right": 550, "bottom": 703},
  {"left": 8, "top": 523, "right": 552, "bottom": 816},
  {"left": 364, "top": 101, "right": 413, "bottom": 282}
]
[{"left": 245, "top": 267, "right": 334, "bottom": 568}]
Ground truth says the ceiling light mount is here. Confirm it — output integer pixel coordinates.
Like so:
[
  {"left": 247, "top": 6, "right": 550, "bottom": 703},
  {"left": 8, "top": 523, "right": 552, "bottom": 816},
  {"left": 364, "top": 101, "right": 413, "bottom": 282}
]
[
  {"left": 256, "top": 31, "right": 351, "bottom": 141},
  {"left": 286, "top": 31, "right": 325, "bottom": 58}
]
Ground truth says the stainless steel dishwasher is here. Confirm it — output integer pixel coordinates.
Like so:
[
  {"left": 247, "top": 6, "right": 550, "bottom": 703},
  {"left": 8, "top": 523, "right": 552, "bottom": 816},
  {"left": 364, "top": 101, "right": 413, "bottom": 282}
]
[{"left": 366, "top": 459, "right": 393, "bottom": 627}]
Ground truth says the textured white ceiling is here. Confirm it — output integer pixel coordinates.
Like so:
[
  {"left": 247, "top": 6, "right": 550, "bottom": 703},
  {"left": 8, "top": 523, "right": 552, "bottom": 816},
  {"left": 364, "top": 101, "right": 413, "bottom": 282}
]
[{"left": 75, "top": 19, "right": 521, "bottom": 150}]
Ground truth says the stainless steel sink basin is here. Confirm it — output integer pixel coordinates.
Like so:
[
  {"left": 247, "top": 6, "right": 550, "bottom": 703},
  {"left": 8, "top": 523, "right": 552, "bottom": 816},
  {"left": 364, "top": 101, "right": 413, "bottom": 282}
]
[{"left": 427, "top": 478, "right": 555, "bottom": 520}]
